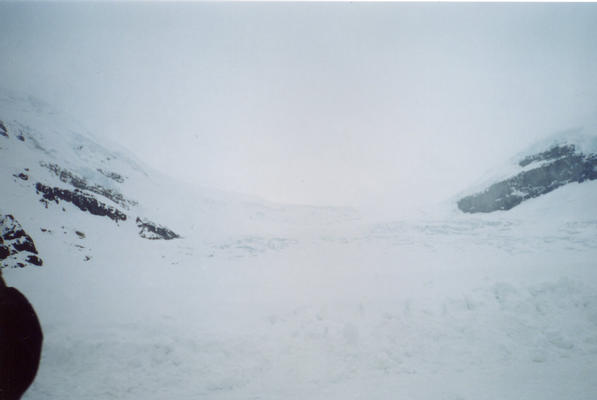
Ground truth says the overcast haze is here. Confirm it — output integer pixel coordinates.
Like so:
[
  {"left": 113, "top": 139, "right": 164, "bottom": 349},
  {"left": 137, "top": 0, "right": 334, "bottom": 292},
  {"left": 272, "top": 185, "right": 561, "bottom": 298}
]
[{"left": 2, "top": 2, "right": 597, "bottom": 211}]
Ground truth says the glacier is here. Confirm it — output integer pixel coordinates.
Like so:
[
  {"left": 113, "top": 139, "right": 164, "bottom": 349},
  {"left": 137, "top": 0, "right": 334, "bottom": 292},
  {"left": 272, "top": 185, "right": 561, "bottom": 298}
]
[{"left": 1, "top": 92, "right": 597, "bottom": 399}]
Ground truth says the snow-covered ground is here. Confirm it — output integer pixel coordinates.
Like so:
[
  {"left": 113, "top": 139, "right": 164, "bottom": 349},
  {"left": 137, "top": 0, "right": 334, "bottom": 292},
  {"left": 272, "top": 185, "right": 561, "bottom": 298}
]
[
  {"left": 11, "top": 195, "right": 597, "bottom": 400},
  {"left": 2, "top": 93, "right": 597, "bottom": 399}
]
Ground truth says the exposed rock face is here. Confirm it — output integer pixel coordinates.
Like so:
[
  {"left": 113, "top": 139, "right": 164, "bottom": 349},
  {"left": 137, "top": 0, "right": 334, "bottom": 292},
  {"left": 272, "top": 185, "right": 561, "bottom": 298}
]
[
  {"left": 41, "top": 162, "right": 136, "bottom": 208},
  {"left": 97, "top": 168, "right": 125, "bottom": 183},
  {"left": 136, "top": 217, "right": 180, "bottom": 240},
  {"left": 518, "top": 144, "right": 576, "bottom": 167},
  {"left": 458, "top": 144, "right": 597, "bottom": 213},
  {"left": 13, "top": 172, "right": 29, "bottom": 181},
  {"left": 35, "top": 183, "right": 127, "bottom": 223},
  {"left": 0, "top": 214, "right": 43, "bottom": 268},
  {"left": 0, "top": 121, "right": 7, "bottom": 137}
]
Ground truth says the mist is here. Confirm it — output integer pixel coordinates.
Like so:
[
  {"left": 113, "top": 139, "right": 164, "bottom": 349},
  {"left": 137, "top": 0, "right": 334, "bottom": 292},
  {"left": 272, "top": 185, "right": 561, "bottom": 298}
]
[{"left": 2, "top": 2, "right": 597, "bottom": 211}]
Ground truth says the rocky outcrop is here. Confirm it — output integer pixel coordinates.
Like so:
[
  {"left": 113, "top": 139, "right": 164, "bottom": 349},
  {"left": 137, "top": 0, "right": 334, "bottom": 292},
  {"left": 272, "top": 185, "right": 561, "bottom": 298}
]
[
  {"left": 35, "top": 183, "right": 127, "bottom": 223},
  {"left": 97, "top": 168, "right": 125, "bottom": 183},
  {"left": 0, "top": 121, "right": 7, "bottom": 138},
  {"left": 41, "top": 162, "right": 136, "bottom": 208},
  {"left": 13, "top": 172, "right": 29, "bottom": 181},
  {"left": 458, "top": 144, "right": 597, "bottom": 213},
  {"left": 518, "top": 144, "right": 576, "bottom": 167},
  {"left": 1, "top": 214, "right": 43, "bottom": 268},
  {"left": 136, "top": 217, "right": 180, "bottom": 240}
]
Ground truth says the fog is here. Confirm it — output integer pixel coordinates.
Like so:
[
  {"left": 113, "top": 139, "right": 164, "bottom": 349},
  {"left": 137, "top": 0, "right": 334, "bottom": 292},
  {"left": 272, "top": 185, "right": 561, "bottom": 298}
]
[{"left": 2, "top": 2, "right": 597, "bottom": 211}]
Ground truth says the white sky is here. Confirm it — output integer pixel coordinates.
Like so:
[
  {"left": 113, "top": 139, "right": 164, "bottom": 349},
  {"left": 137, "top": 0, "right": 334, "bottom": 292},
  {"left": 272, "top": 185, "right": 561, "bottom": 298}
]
[{"left": 1, "top": 2, "right": 597, "bottom": 211}]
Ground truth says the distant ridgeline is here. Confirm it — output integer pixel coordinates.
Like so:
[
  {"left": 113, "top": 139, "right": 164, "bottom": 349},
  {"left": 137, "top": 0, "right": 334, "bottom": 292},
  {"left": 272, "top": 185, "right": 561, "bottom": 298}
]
[{"left": 458, "top": 143, "right": 597, "bottom": 213}]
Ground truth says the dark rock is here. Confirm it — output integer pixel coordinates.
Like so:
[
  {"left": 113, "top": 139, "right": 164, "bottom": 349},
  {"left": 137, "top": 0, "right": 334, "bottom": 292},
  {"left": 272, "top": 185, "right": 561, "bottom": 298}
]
[
  {"left": 136, "top": 217, "right": 180, "bottom": 240},
  {"left": 25, "top": 255, "right": 43, "bottom": 266},
  {"left": 0, "top": 121, "right": 7, "bottom": 137},
  {"left": 16, "top": 134, "right": 25, "bottom": 142},
  {"left": 0, "top": 246, "right": 9, "bottom": 260},
  {"left": 2, "top": 218, "right": 29, "bottom": 241},
  {"left": 519, "top": 144, "right": 576, "bottom": 167},
  {"left": 75, "top": 231, "right": 85, "bottom": 239},
  {"left": 458, "top": 145, "right": 597, "bottom": 213},
  {"left": 0, "top": 215, "right": 42, "bottom": 268},
  {"left": 41, "top": 162, "right": 137, "bottom": 208},
  {"left": 35, "top": 183, "right": 127, "bottom": 223},
  {"left": 11, "top": 238, "right": 37, "bottom": 254},
  {"left": 13, "top": 172, "right": 29, "bottom": 181},
  {"left": 97, "top": 168, "right": 125, "bottom": 183}
]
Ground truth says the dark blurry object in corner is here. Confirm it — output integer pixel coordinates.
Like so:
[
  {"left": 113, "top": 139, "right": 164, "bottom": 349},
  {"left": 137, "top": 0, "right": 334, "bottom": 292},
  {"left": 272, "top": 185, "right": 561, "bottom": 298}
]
[{"left": 0, "top": 270, "right": 43, "bottom": 400}]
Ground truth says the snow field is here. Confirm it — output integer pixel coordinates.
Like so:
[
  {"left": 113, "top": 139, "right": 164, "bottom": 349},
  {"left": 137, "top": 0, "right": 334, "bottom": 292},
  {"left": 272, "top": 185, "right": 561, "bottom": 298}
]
[
  {"left": 3, "top": 92, "right": 597, "bottom": 399},
  {"left": 8, "top": 216, "right": 597, "bottom": 400}
]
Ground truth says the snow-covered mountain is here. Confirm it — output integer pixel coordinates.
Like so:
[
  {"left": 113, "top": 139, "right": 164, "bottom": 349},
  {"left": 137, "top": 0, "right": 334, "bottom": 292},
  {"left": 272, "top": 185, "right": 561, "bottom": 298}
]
[
  {"left": 2, "top": 92, "right": 597, "bottom": 400},
  {"left": 0, "top": 90, "right": 359, "bottom": 268},
  {"left": 0, "top": 89, "right": 183, "bottom": 267},
  {"left": 457, "top": 128, "right": 597, "bottom": 213}
]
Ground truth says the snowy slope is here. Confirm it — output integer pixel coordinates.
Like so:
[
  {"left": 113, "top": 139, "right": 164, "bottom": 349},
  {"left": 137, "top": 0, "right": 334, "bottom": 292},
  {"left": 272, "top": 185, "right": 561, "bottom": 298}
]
[
  {"left": 0, "top": 89, "right": 358, "bottom": 260},
  {"left": 2, "top": 93, "right": 597, "bottom": 400}
]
